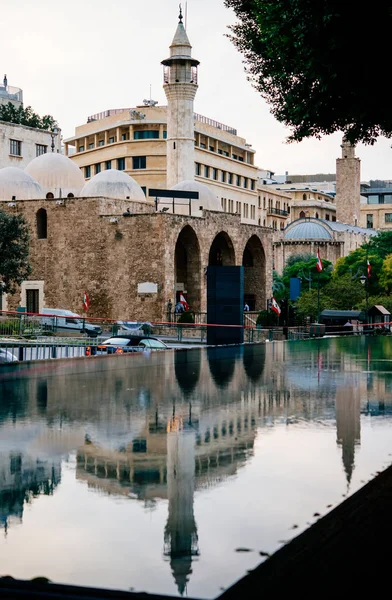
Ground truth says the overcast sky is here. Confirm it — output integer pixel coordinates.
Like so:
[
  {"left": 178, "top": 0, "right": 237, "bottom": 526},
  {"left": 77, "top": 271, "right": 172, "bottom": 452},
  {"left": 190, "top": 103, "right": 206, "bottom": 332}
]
[{"left": 2, "top": 0, "right": 390, "bottom": 181}]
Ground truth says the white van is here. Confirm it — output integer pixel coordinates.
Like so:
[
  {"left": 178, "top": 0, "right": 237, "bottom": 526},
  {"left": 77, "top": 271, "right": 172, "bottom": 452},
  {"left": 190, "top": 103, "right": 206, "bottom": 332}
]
[{"left": 41, "top": 309, "right": 102, "bottom": 337}]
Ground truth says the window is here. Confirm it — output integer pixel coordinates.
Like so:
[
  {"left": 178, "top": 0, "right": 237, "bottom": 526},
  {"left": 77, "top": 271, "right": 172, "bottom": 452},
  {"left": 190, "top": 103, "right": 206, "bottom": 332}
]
[
  {"left": 78, "top": 145, "right": 84, "bottom": 152},
  {"left": 204, "top": 165, "right": 209, "bottom": 178},
  {"left": 302, "top": 193, "right": 307, "bottom": 200},
  {"left": 26, "top": 289, "right": 39, "bottom": 314},
  {"left": 367, "top": 214, "right": 373, "bottom": 228},
  {"left": 221, "top": 171, "right": 226, "bottom": 183},
  {"left": 141, "top": 186, "right": 147, "bottom": 195},
  {"left": 195, "top": 163, "right": 201, "bottom": 176},
  {"left": 232, "top": 153, "right": 238, "bottom": 160},
  {"left": 251, "top": 205, "right": 255, "bottom": 219},
  {"left": 243, "top": 203, "right": 249, "bottom": 218},
  {"left": 243, "top": 178, "right": 248, "bottom": 189},
  {"left": 117, "top": 158, "right": 125, "bottom": 170},
  {"left": 258, "top": 196, "right": 261, "bottom": 208},
  {"left": 367, "top": 195, "right": 379, "bottom": 204},
  {"left": 228, "top": 199, "right": 234, "bottom": 212},
  {"left": 132, "top": 156, "right": 146, "bottom": 169},
  {"left": 46, "top": 192, "right": 54, "bottom": 199},
  {"left": 106, "top": 160, "right": 112, "bottom": 170},
  {"left": 332, "top": 215, "right": 336, "bottom": 222},
  {"left": 36, "top": 208, "right": 47, "bottom": 239},
  {"left": 98, "top": 140, "right": 104, "bottom": 147},
  {"left": 251, "top": 180, "right": 255, "bottom": 190},
  {"left": 221, "top": 198, "right": 227, "bottom": 211},
  {"left": 218, "top": 149, "right": 223, "bottom": 155},
  {"left": 299, "top": 210, "right": 306, "bottom": 218},
  {"left": 263, "top": 196, "right": 266, "bottom": 209},
  {"left": 325, "top": 213, "right": 330, "bottom": 220},
  {"left": 121, "top": 133, "right": 128, "bottom": 141},
  {"left": 163, "top": 131, "right": 167, "bottom": 139},
  {"left": 200, "top": 142, "right": 206, "bottom": 149},
  {"left": 108, "top": 136, "right": 115, "bottom": 143},
  {"left": 209, "top": 145, "right": 214, "bottom": 152},
  {"left": 236, "top": 201, "right": 241, "bottom": 214},
  {"left": 36, "top": 144, "right": 47, "bottom": 157},
  {"left": 223, "top": 150, "right": 229, "bottom": 157},
  {"left": 134, "top": 130, "right": 159, "bottom": 139},
  {"left": 88, "top": 142, "right": 94, "bottom": 149},
  {"left": 85, "top": 166, "right": 91, "bottom": 178},
  {"left": 228, "top": 173, "right": 233, "bottom": 184},
  {"left": 384, "top": 195, "right": 392, "bottom": 204},
  {"left": 238, "top": 156, "right": 244, "bottom": 162},
  {"left": 95, "top": 163, "right": 101, "bottom": 174},
  {"left": 212, "top": 168, "right": 218, "bottom": 180},
  {"left": 10, "top": 139, "right": 22, "bottom": 156},
  {"left": 67, "top": 193, "right": 74, "bottom": 198},
  {"left": 236, "top": 175, "right": 241, "bottom": 186}
]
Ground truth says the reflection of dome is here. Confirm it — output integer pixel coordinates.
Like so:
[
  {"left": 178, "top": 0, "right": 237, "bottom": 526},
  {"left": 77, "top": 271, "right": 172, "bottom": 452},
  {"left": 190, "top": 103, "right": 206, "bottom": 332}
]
[
  {"left": 25, "top": 153, "right": 84, "bottom": 196},
  {"left": 0, "top": 167, "right": 44, "bottom": 200},
  {"left": 170, "top": 180, "right": 222, "bottom": 213},
  {"left": 81, "top": 170, "right": 146, "bottom": 201},
  {"left": 284, "top": 221, "right": 332, "bottom": 240}
]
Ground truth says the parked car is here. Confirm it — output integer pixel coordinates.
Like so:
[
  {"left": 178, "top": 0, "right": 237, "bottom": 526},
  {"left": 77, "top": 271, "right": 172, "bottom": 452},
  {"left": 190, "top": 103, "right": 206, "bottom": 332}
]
[
  {"left": 86, "top": 335, "right": 168, "bottom": 356},
  {"left": 0, "top": 348, "right": 18, "bottom": 363},
  {"left": 41, "top": 308, "right": 102, "bottom": 337},
  {"left": 116, "top": 321, "right": 153, "bottom": 335}
]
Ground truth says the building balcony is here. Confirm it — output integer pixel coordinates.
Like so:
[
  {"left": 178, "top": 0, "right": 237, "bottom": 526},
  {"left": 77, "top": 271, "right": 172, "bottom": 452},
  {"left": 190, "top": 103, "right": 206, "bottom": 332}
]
[{"left": 267, "top": 207, "right": 288, "bottom": 217}]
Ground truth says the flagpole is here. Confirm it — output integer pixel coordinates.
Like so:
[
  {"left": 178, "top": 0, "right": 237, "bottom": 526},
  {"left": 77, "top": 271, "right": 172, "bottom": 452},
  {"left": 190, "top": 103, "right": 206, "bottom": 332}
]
[{"left": 317, "top": 270, "right": 320, "bottom": 323}]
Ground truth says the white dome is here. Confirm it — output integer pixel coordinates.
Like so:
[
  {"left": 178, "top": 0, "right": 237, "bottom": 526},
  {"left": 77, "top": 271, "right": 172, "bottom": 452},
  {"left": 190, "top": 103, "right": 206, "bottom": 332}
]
[
  {"left": 170, "top": 180, "right": 222, "bottom": 214},
  {"left": 0, "top": 167, "right": 44, "bottom": 200},
  {"left": 25, "top": 153, "right": 84, "bottom": 197},
  {"left": 80, "top": 169, "right": 146, "bottom": 201}
]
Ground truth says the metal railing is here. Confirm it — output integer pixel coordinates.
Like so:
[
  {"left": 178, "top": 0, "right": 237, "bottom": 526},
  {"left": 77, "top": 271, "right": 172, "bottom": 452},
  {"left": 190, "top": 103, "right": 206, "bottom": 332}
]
[
  {"left": 267, "top": 207, "right": 289, "bottom": 217},
  {"left": 194, "top": 113, "right": 237, "bottom": 135}
]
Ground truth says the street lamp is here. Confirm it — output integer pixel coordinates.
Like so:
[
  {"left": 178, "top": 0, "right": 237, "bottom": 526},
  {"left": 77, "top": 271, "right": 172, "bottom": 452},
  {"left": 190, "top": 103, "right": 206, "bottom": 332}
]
[
  {"left": 360, "top": 274, "right": 369, "bottom": 331},
  {"left": 51, "top": 127, "right": 59, "bottom": 152}
]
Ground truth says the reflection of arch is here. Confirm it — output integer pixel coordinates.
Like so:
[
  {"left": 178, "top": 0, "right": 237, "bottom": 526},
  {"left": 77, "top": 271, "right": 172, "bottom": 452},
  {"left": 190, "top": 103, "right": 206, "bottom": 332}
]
[
  {"left": 207, "top": 346, "right": 240, "bottom": 388},
  {"left": 175, "top": 226, "right": 201, "bottom": 311},
  {"left": 175, "top": 349, "right": 201, "bottom": 397},
  {"left": 46, "top": 192, "right": 54, "bottom": 199},
  {"left": 299, "top": 210, "right": 306, "bottom": 218},
  {"left": 36, "top": 208, "right": 47, "bottom": 239},
  {"left": 208, "top": 232, "right": 235, "bottom": 266},
  {"left": 242, "top": 235, "right": 266, "bottom": 311},
  {"left": 243, "top": 344, "right": 265, "bottom": 383}
]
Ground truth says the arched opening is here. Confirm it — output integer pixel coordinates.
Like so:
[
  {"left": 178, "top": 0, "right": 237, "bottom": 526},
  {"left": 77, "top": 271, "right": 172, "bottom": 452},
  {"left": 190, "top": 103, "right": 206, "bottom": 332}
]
[
  {"left": 315, "top": 212, "right": 319, "bottom": 219},
  {"left": 242, "top": 235, "right": 266, "bottom": 311},
  {"left": 46, "top": 192, "right": 54, "bottom": 199},
  {"left": 67, "top": 193, "right": 74, "bottom": 198},
  {"left": 302, "top": 193, "right": 307, "bottom": 201},
  {"left": 208, "top": 231, "right": 235, "bottom": 266},
  {"left": 299, "top": 210, "right": 306, "bottom": 218},
  {"left": 36, "top": 208, "right": 47, "bottom": 239},
  {"left": 174, "top": 225, "right": 201, "bottom": 311}
]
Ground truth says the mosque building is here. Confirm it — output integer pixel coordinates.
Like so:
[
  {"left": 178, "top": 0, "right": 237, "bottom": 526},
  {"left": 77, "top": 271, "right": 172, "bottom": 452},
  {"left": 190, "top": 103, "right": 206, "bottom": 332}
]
[{"left": 0, "top": 12, "right": 376, "bottom": 318}]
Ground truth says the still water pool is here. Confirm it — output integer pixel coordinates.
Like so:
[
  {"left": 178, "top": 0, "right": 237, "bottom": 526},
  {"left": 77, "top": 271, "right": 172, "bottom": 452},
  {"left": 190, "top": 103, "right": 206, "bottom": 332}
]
[{"left": 1, "top": 337, "right": 392, "bottom": 598}]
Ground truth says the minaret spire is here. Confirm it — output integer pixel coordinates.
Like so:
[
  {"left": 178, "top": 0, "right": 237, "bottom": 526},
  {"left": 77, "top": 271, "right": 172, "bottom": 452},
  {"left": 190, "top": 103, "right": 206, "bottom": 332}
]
[{"left": 162, "top": 10, "right": 200, "bottom": 188}]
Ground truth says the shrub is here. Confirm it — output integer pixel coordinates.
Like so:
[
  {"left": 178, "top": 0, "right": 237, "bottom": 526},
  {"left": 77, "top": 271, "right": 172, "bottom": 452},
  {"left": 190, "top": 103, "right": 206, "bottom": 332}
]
[{"left": 178, "top": 311, "right": 195, "bottom": 324}]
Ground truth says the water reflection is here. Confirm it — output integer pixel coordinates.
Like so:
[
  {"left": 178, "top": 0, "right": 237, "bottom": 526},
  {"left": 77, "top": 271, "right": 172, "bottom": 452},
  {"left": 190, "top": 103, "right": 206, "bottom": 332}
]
[{"left": 0, "top": 338, "right": 392, "bottom": 596}]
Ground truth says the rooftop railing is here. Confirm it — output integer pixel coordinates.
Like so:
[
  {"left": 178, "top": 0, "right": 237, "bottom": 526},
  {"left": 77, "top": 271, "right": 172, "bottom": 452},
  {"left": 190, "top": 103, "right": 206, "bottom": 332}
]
[
  {"left": 194, "top": 113, "right": 237, "bottom": 135},
  {"left": 0, "top": 84, "right": 23, "bottom": 102}
]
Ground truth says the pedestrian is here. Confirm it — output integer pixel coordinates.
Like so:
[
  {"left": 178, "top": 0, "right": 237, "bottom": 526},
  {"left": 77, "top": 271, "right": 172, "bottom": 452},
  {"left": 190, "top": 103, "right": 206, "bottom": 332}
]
[
  {"left": 175, "top": 301, "right": 185, "bottom": 314},
  {"left": 167, "top": 299, "right": 173, "bottom": 322},
  {"left": 244, "top": 303, "right": 250, "bottom": 311}
]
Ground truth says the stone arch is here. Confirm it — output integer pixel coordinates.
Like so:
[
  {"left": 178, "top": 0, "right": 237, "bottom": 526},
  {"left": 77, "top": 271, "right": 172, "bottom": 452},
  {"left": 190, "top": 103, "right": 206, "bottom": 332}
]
[
  {"left": 299, "top": 210, "right": 306, "bottom": 218},
  {"left": 208, "top": 231, "right": 235, "bottom": 266},
  {"left": 242, "top": 235, "right": 266, "bottom": 311},
  {"left": 174, "top": 225, "right": 201, "bottom": 311},
  {"left": 36, "top": 208, "right": 47, "bottom": 239}
]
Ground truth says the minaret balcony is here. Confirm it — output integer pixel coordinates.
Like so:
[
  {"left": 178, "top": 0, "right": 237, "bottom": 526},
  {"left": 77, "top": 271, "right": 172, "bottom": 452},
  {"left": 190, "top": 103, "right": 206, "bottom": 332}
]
[{"left": 163, "top": 65, "right": 198, "bottom": 85}]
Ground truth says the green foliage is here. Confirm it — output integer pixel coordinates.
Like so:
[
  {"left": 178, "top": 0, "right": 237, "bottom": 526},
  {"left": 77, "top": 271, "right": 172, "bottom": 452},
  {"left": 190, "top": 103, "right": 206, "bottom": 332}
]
[
  {"left": 178, "top": 311, "right": 195, "bottom": 324},
  {"left": 282, "top": 256, "right": 332, "bottom": 290},
  {"left": 224, "top": 0, "right": 392, "bottom": 144},
  {"left": 256, "top": 309, "right": 278, "bottom": 326},
  {"left": 357, "top": 295, "right": 392, "bottom": 314},
  {"left": 333, "top": 245, "right": 384, "bottom": 296},
  {"left": 368, "top": 231, "right": 392, "bottom": 259},
  {"left": 285, "top": 253, "right": 314, "bottom": 268},
  {"left": 295, "top": 290, "right": 327, "bottom": 323},
  {"left": 379, "top": 254, "right": 392, "bottom": 295},
  {"left": 0, "top": 209, "right": 31, "bottom": 294},
  {"left": 0, "top": 102, "right": 57, "bottom": 131},
  {"left": 272, "top": 270, "right": 285, "bottom": 300},
  {"left": 322, "top": 275, "right": 365, "bottom": 310}
]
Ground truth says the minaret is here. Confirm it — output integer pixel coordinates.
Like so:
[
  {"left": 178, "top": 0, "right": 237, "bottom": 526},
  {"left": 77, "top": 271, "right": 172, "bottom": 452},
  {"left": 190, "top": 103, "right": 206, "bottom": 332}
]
[
  {"left": 335, "top": 139, "right": 361, "bottom": 226},
  {"left": 162, "top": 7, "right": 199, "bottom": 189}
]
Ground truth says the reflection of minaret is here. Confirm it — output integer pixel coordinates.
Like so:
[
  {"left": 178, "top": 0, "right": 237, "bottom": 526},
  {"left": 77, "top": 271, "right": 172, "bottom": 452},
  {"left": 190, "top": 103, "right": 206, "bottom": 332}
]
[
  {"left": 164, "top": 422, "right": 199, "bottom": 596},
  {"left": 336, "top": 386, "right": 361, "bottom": 487}
]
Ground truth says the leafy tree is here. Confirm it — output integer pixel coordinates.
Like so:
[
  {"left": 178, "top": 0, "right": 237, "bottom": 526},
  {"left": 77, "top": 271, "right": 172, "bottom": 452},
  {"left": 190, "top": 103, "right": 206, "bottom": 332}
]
[
  {"left": 333, "top": 246, "right": 384, "bottom": 296},
  {"left": 272, "top": 270, "right": 285, "bottom": 300},
  {"left": 322, "top": 275, "right": 365, "bottom": 310},
  {"left": 295, "top": 290, "right": 327, "bottom": 323},
  {"left": 285, "top": 253, "right": 314, "bottom": 268},
  {"left": 0, "top": 102, "right": 57, "bottom": 131},
  {"left": 378, "top": 254, "right": 392, "bottom": 295},
  {"left": 282, "top": 256, "right": 333, "bottom": 291},
  {"left": 256, "top": 309, "right": 278, "bottom": 326},
  {"left": 0, "top": 209, "right": 31, "bottom": 295},
  {"left": 368, "top": 231, "right": 392, "bottom": 260},
  {"left": 224, "top": 0, "right": 392, "bottom": 144}
]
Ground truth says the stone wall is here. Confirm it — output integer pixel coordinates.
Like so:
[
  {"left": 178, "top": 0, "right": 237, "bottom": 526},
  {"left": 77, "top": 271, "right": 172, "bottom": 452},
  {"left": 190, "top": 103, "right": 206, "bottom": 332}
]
[{"left": 1, "top": 197, "right": 273, "bottom": 322}]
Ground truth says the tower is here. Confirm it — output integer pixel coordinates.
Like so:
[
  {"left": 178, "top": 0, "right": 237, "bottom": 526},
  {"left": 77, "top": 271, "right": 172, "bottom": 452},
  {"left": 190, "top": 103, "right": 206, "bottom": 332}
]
[
  {"left": 335, "top": 139, "right": 361, "bottom": 226},
  {"left": 162, "top": 8, "right": 199, "bottom": 189}
]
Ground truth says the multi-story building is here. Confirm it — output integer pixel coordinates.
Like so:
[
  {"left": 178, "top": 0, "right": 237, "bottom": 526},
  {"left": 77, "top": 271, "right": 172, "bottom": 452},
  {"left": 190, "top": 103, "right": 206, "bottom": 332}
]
[
  {"left": 360, "top": 180, "right": 392, "bottom": 230},
  {"left": 270, "top": 184, "right": 336, "bottom": 222},
  {"left": 0, "top": 76, "right": 60, "bottom": 169}
]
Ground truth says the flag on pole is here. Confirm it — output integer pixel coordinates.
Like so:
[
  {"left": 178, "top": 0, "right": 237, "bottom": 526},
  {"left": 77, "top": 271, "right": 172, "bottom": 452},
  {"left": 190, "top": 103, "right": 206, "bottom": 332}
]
[
  {"left": 271, "top": 296, "right": 281, "bottom": 316},
  {"left": 316, "top": 248, "right": 323, "bottom": 272},
  {"left": 367, "top": 259, "right": 371, "bottom": 278},
  {"left": 83, "top": 292, "right": 90, "bottom": 311},
  {"left": 179, "top": 293, "right": 189, "bottom": 311}
]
